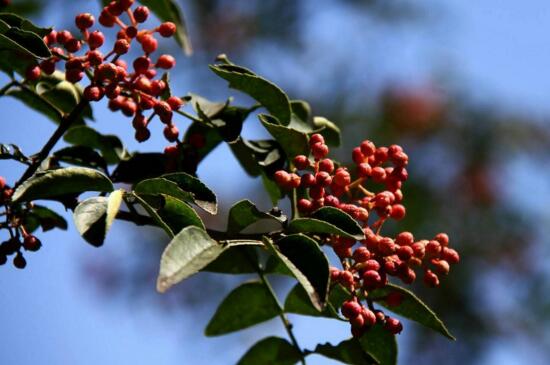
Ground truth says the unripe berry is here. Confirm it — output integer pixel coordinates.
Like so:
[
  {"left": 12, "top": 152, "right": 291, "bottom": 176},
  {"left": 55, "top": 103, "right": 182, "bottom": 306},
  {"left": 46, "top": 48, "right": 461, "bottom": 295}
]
[
  {"left": 360, "top": 140, "right": 376, "bottom": 156},
  {"left": 423, "top": 269, "right": 440, "bottom": 287},
  {"left": 114, "top": 39, "right": 130, "bottom": 54},
  {"left": 384, "top": 317, "right": 403, "bottom": 334},
  {"left": 167, "top": 96, "right": 184, "bottom": 111},
  {"left": 140, "top": 34, "right": 158, "bottom": 53},
  {"left": 134, "top": 6, "right": 150, "bottom": 23},
  {"left": 88, "top": 31, "right": 105, "bottom": 49},
  {"left": 163, "top": 124, "right": 179, "bottom": 142},
  {"left": 156, "top": 54, "right": 176, "bottom": 69},
  {"left": 158, "top": 22, "right": 177, "bottom": 37},
  {"left": 132, "top": 56, "right": 150, "bottom": 75},
  {"left": 83, "top": 85, "right": 104, "bottom": 101},
  {"left": 13, "top": 252, "right": 26, "bottom": 269},
  {"left": 135, "top": 127, "right": 151, "bottom": 142},
  {"left": 25, "top": 65, "right": 41, "bottom": 81},
  {"left": 293, "top": 155, "right": 309, "bottom": 170},
  {"left": 75, "top": 13, "right": 94, "bottom": 29},
  {"left": 341, "top": 300, "right": 362, "bottom": 319}
]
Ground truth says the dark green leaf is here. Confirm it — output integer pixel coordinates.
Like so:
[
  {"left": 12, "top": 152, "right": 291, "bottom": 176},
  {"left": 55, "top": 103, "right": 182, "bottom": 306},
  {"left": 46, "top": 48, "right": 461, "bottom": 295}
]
[
  {"left": 265, "top": 235, "right": 330, "bottom": 311},
  {"left": 210, "top": 64, "right": 291, "bottom": 124},
  {"left": 138, "top": 0, "right": 192, "bottom": 55},
  {"left": 227, "top": 199, "right": 285, "bottom": 234},
  {"left": 132, "top": 192, "right": 174, "bottom": 237},
  {"left": 370, "top": 283, "right": 455, "bottom": 340},
  {"left": 138, "top": 194, "right": 204, "bottom": 233},
  {"left": 203, "top": 240, "right": 263, "bottom": 274},
  {"left": 359, "top": 324, "right": 397, "bottom": 365},
  {"left": 0, "top": 13, "right": 51, "bottom": 37},
  {"left": 182, "top": 122, "right": 224, "bottom": 170},
  {"left": 259, "top": 114, "right": 309, "bottom": 158},
  {"left": 205, "top": 281, "right": 280, "bottom": 336},
  {"left": 228, "top": 137, "right": 262, "bottom": 176},
  {"left": 315, "top": 339, "right": 375, "bottom": 365},
  {"left": 53, "top": 146, "right": 108, "bottom": 171},
  {"left": 7, "top": 87, "right": 63, "bottom": 123},
  {"left": 313, "top": 116, "right": 341, "bottom": 147},
  {"left": 64, "top": 126, "right": 127, "bottom": 164},
  {"left": 264, "top": 254, "right": 293, "bottom": 276},
  {"left": 290, "top": 207, "right": 365, "bottom": 240},
  {"left": 12, "top": 167, "right": 113, "bottom": 202},
  {"left": 23, "top": 205, "right": 67, "bottom": 233},
  {"left": 134, "top": 178, "right": 193, "bottom": 203},
  {"left": 73, "top": 190, "right": 123, "bottom": 247},
  {"left": 284, "top": 283, "right": 349, "bottom": 320},
  {"left": 112, "top": 153, "right": 166, "bottom": 183},
  {"left": 261, "top": 170, "right": 284, "bottom": 205},
  {"left": 0, "top": 25, "right": 51, "bottom": 58},
  {"left": 290, "top": 100, "right": 312, "bottom": 123},
  {"left": 188, "top": 93, "right": 229, "bottom": 119},
  {"left": 162, "top": 172, "right": 217, "bottom": 214},
  {"left": 157, "top": 226, "right": 222, "bottom": 292},
  {"left": 237, "top": 337, "right": 302, "bottom": 365}
]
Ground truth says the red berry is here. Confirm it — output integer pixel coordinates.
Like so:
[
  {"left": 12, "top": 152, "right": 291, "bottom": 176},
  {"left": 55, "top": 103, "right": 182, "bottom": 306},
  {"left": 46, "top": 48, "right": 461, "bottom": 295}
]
[
  {"left": 25, "top": 65, "right": 41, "bottom": 81},
  {"left": 432, "top": 259, "right": 450, "bottom": 275},
  {"left": 56, "top": 30, "right": 72, "bottom": 44},
  {"left": 167, "top": 96, "right": 184, "bottom": 110},
  {"left": 423, "top": 269, "right": 440, "bottom": 287},
  {"left": 65, "top": 69, "right": 84, "bottom": 83},
  {"left": 119, "top": 0, "right": 134, "bottom": 10},
  {"left": 121, "top": 100, "right": 137, "bottom": 116},
  {"left": 293, "top": 155, "right": 309, "bottom": 170},
  {"left": 23, "top": 235, "right": 41, "bottom": 252},
  {"left": 352, "top": 147, "right": 364, "bottom": 164},
  {"left": 360, "top": 140, "right": 376, "bottom": 156},
  {"left": 88, "top": 30, "right": 105, "bottom": 49},
  {"left": 300, "top": 173, "right": 316, "bottom": 188},
  {"left": 125, "top": 26, "right": 138, "bottom": 39},
  {"left": 333, "top": 168, "right": 351, "bottom": 187},
  {"left": 338, "top": 270, "right": 355, "bottom": 289},
  {"left": 163, "top": 124, "right": 180, "bottom": 142},
  {"left": 13, "top": 252, "right": 26, "bottom": 269},
  {"left": 132, "top": 114, "right": 147, "bottom": 129},
  {"left": 83, "top": 85, "right": 104, "bottom": 101},
  {"left": 114, "top": 39, "right": 130, "bottom": 54},
  {"left": 309, "top": 133, "right": 324, "bottom": 146},
  {"left": 442, "top": 247, "right": 460, "bottom": 264},
  {"left": 357, "top": 162, "right": 371, "bottom": 177},
  {"left": 133, "top": 56, "right": 151, "bottom": 74},
  {"left": 341, "top": 300, "right": 362, "bottom": 319},
  {"left": 371, "top": 166, "right": 386, "bottom": 183},
  {"left": 65, "top": 38, "right": 81, "bottom": 53},
  {"left": 425, "top": 240, "right": 441, "bottom": 257},
  {"left": 353, "top": 246, "right": 370, "bottom": 263},
  {"left": 133, "top": 6, "right": 149, "bottom": 23},
  {"left": 0, "top": 176, "right": 5, "bottom": 189},
  {"left": 87, "top": 50, "right": 103, "bottom": 65},
  {"left": 140, "top": 34, "right": 158, "bottom": 53},
  {"left": 135, "top": 128, "right": 151, "bottom": 142},
  {"left": 309, "top": 185, "right": 325, "bottom": 200},
  {"left": 315, "top": 171, "right": 332, "bottom": 187},
  {"left": 297, "top": 198, "right": 313, "bottom": 213},
  {"left": 396, "top": 245, "right": 414, "bottom": 261},
  {"left": 324, "top": 195, "right": 340, "bottom": 207},
  {"left": 274, "top": 170, "right": 291, "bottom": 187},
  {"left": 311, "top": 142, "right": 328, "bottom": 160},
  {"left": 318, "top": 159, "right": 334, "bottom": 173},
  {"left": 390, "top": 204, "right": 406, "bottom": 220},
  {"left": 158, "top": 22, "right": 177, "bottom": 37},
  {"left": 75, "top": 13, "right": 94, "bottom": 29},
  {"left": 99, "top": 10, "right": 116, "bottom": 27},
  {"left": 362, "top": 270, "right": 382, "bottom": 289},
  {"left": 384, "top": 317, "right": 403, "bottom": 334},
  {"left": 156, "top": 54, "right": 176, "bottom": 69},
  {"left": 434, "top": 233, "right": 449, "bottom": 247},
  {"left": 362, "top": 309, "right": 377, "bottom": 326},
  {"left": 396, "top": 231, "right": 414, "bottom": 246}
]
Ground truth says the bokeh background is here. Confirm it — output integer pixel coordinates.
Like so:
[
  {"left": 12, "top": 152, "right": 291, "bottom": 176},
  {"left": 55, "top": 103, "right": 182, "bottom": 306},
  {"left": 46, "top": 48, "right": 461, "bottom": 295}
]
[{"left": 1, "top": 0, "right": 550, "bottom": 364}]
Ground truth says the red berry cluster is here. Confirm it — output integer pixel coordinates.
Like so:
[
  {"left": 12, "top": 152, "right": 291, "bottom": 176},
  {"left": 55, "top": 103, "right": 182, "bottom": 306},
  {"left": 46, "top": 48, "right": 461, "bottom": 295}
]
[
  {"left": 274, "top": 134, "right": 460, "bottom": 337},
  {"left": 25, "top": 0, "right": 184, "bottom": 143},
  {"left": 0, "top": 176, "right": 42, "bottom": 269}
]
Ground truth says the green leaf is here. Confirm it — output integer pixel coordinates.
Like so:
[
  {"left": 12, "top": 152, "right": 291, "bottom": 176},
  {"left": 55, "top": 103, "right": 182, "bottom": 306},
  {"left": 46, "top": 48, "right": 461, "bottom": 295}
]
[
  {"left": 203, "top": 240, "right": 263, "bottom": 274},
  {"left": 64, "top": 126, "right": 128, "bottom": 164},
  {"left": 7, "top": 87, "right": 63, "bottom": 123},
  {"left": 313, "top": 116, "right": 341, "bottom": 147},
  {"left": 261, "top": 170, "right": 283, "bottom": 205},
  {"left": 315, "top": 339, "right": 375, "bottom": 365},
  {"left": 290, "top": 100, "right": 312, "bottom": 123},
  {"left": 288, "top": 207, "right": 365, "bottom": 240},
  {"left": 188, "top": 93, "right": 229, "bottom": 119},
  {"left": 227, "top": 199, "right": 285, "bottom": 234},
  {"left": 182, "top": 122, "right": 224, "bottom": 171},
  {"left": 259, "top": 114, "right": 309, "bottom": 158},
  {"left": 210, "top": 64, "right": 291, "bottom": 124},
  {"left": 132, "top": 192, "right": 174, "bottom": 237},
  {"left": 138, "top": 0, "right": 192, "bottom": 55},
  {"left": 53, "top": 146, "right": 108, "bottom": 171},
  {"left": 138, "top": 194, "right": 204, "bottom": 233},
  {"left": 370, "top": 283, "right": 455, "bottom": 340},
  {"left": 284, "top": 283, "right": 349, "bottom": 320},
  {"left": 112, "top": 153, "right": 166, "bottom": 183},
  {"left": 162, "top": 172, "right": 218, "bottom": 214},
  {"left": 264, "top": 235, "right": 329, "bottom": 311},
  {"left": 156, "top": 226, "right": 223, "bottom": 293},
  {"left": 73, "top": 190, "right": 122, "bottom": 247},
  {"left": 12, "top": 167, "right": 113, "bottom": 202},
  {"left": 0, "top": 13, "right": 51, "bottom": 37},
  {"left": 0, "top": 143, "right": 29, "bottom": 164},
  {"left": 205, "top": 281, "right": 280, "bottom": 336},
  {"left": 228, "top": 137, "right": 262, "bottom": 176},
  {"left": 359, "top": 324, "right": 397, "bottom": 365},
  {"left": 0, "top": 24, "right": 51, "bottom": 59},
  {"left": 23, "top": 205, "right": 67, "bottom": 233},
  {"left": 237, "top": 337, "right": 302, "bottom": 365},
  {"left": 134, "top": 178, "right": 194, "bottom": 203}
]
